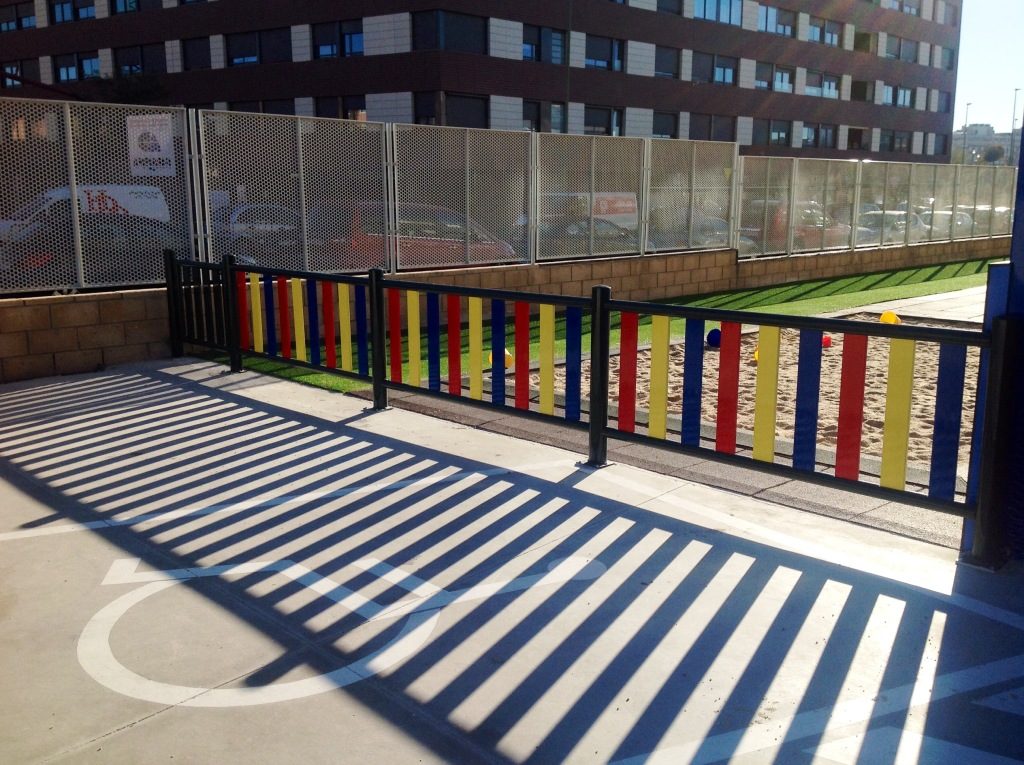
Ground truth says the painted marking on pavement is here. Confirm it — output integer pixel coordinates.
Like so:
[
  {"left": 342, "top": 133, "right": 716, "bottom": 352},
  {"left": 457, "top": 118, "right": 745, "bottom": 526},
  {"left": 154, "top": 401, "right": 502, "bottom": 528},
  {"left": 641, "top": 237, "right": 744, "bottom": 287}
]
[{"left": 78, "top": 554, "right": 604, "bottom": 708}]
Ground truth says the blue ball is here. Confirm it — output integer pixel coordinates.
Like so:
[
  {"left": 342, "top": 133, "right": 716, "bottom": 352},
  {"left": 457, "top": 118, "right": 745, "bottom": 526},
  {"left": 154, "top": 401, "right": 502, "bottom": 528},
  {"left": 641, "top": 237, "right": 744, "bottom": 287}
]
[{"left": 706, "top": 328, "right": 722, "bottom": 348}]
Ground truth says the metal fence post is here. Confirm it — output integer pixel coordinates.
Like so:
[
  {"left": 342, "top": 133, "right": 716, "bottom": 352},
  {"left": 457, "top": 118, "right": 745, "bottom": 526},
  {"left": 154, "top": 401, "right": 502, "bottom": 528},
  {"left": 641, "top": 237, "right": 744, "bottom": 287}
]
[
  {"left": 639, "top": 138, "right": 652, "bottom": 257},
  {"left": 587, "top": 284, "right": 611, "bottom": 466},
  {"left": 163, "top": 249, "right": 184, "bottom": 357},
  {"left": 729, "top": 144, "right": 741, "bottom": 250},
  {"left": 369, "top": 267, "right": 389, "bottom": 410},
  {"left": 296, "top": 117, "right": 310, "bottom": 271},
  {"left": 529, "top": 130, "right": 540, "bottom": 265},
  {"left": 786, "top": 158, "right": 799, "bottom": 255},
  {"left": 61, "top": 102, "right": 85, "bottom": 290},
  {"left": 222, "top": 254, "right": 242, "bottom": 373},
  {"left": 850, "top": 160, "right": 864, "bottom": 249}
]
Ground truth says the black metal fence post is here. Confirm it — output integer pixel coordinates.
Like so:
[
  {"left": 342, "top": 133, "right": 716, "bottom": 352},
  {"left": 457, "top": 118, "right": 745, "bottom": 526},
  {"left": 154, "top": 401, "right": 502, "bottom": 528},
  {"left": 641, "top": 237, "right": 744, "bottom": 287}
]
[
  {"left": 163, "top": 249, "right": 184, "bottom": 357},
  {"left": 971, "top": 314, "right": 1023, "bottom": 568},
  {"left": 588, "top": 284, "right": 611, "bottom": 466},
  {"left": 222, "top": 254, "right": 242, "bottom": 373},
  {"left": 369, "top": 267, "right": 389, "bottom": 410}
]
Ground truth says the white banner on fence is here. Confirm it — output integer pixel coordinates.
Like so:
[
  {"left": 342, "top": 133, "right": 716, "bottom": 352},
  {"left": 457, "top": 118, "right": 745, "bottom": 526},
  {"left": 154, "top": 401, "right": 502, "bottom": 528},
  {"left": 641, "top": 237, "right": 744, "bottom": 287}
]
[{"left": 126, "top": 114, "right": 176, "bottom": 177}]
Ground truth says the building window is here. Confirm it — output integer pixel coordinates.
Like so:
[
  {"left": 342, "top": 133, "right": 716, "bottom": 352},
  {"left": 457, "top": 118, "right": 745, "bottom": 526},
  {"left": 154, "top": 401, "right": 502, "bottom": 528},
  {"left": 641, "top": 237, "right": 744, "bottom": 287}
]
[
  {"left": 414, "top": 91, "right": 437, "bottom": 125},
  {"left": 412, "top": 11, "right": 487, "bottom": 54},
  {"left": 227, "top": 28, "right": 292, "bottom": 66},
  {"left": 50, "top": 0, "right": 94, "bottom": 23},
  {"left": 896, "top": 86, "right": 913, "bottom": 108},
  {"left": 313, "top": 20, "right": 363, "bottom": 59},
  {"left": 758, "top": 6, "right": 795, "bottom": 37},
  {"left": 54, "top": 51, "right": 99, "bottom": 81},
  {"left": 114, "top": 44, "right": 166, "bottom": 76},
  {"left": 847, "top": 127, "right": 868, "bottom": 150},
  {"left": 689, "top": 114, "right": 735, "bottom": 141},
  {"left": 880, "top": 130, "right": 911, "bottom": 153},
  {"left": 851, "top": 80, "right": 874, "bottom": 102},
  {"left": 884, "top": 0, "right": 921, "bottom": 14},
  {"left": 522, "top": 100, "right": 540, "bottom": 131},
  {"left": 584, "top": 106, "right": 623, "bottom": 136},
  {"left": 940, "top": 47, "right": 955, "bottom": 69},
  {"left": 657, "top": 0, "right": 682, "bottom": 14},
  {"left": 523, "top": 25, "right": 565, "bottom": 64},
  {"left": 655, "top": 46, "right": 679, "bottom": 78},
  {"left": 229, "top": 100, "right": 294, "bottom": 115},
  {"left": 694, "top": 0, "right": 741, "bottom": 26},
  {"left": 112, "top": 0, "right": 161, "bottom": 13},
  {"left": 315, "top": 95, "right": 366, "bottom": 119},
  {"left": 1, "top": 59, "right": 38, "bottom": 88},
  {"left": 692, "top": 52, "right": 736, "bottom": 85},
  {"left": 802, "top": 123, "right": 836, "bottom": 148},
  {"left": 183, "top": 37, "right": 210, "bottom": 70},
  {"left": 886, "top": 36, "right": 918, "bottom": 63},
  {"left": 769, "top": 120, "right": 791, "bottom": 145},
  {"left": 585, "top": 36, "right": 625, "bottom": 71},
  {"left": 937, "top": 91, "right": 951, "bottom": 113},
  {"left": 550, "top": 102, "right": 566, "bottom": 133},
  {"left": 0, "top": 3, "right": 36, "bottom": 31},
  {"left": 880, "top": 129, "right": 894, "bottom": 151},
  {"left": 808, "top": 16, "right": 840, "bottom": 46},
  {"left": 752, "top": 119, "right": 770, "bottom": 146},
  {"left": 934, "top": 133, "right": 949, "bottom": 154},
  {"left": 805, "top": 71, "right": 839, "bottom": 99},
  {"left": 755, "top": 62, "right": 794, "bottom": 92},
  {"left": 445, "top": 93, "right": 488, "bottom": 128},
  {"left": 653, "top": 112, "right": 677, "bottom": 139}
]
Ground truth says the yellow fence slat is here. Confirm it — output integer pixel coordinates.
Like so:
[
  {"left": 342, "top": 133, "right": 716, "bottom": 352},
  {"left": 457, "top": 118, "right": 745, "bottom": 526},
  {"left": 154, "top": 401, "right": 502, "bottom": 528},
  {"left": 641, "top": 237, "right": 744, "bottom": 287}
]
[
  {"left": 880, "top": 338, "right": 916, "bottom": 490},
  {"left": 248, "top": 272, "right": 263, "bottom": 354},
  {"left": 469, "top": 297, "right": 483, "bottom": 400},
  {"left": 406, "top": 290, "right": 421, "bottom": 387},
  {"left": 539, "top": 304, "right": 555, "bottom": 414},
  {"left": 291, "top": 278, "right": 306, "bottom": 362},
  {"left": 649, "top": 315, "right": 670, "bottom": 439},
  {"left": 752, "top": 325, "right": 781, "bottom": 462}
]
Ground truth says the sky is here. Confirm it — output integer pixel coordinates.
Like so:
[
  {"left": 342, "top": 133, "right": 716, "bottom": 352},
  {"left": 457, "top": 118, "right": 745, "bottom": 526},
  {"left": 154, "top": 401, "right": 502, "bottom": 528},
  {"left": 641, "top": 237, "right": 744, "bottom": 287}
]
[{"left": 954, "top": 0, "right": 1024, "bottom": 133}]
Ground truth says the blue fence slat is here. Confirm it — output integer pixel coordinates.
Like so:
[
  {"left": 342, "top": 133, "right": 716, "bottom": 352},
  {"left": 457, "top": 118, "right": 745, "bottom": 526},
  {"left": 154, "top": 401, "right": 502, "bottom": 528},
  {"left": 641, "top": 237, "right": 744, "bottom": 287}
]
[
  {"left": 793, "top": 329, "right": 823, "bottom": 472},
  {"left": 306, "top": 277, "right": 321, "bottom": 366},
  {"left": 491, "top": 299, "right": 505, "bottom": 405},
  {"left": 682, "top": 318, "right": 705, "bottom": 447},
  {"left": 427, "top": 292, "right": 441, "bottom": 392},
  {"left": 565, "top": 307, "right": 582, "bottom": 421},
  {"left": 355, "top": 284, "right": 369, "bottom": 376},
  {"left": 930, "top": 343, "right": 967, "bottom": 501},
  {"left": 263, "top": 274, "right": 276, "bottom": 357}
]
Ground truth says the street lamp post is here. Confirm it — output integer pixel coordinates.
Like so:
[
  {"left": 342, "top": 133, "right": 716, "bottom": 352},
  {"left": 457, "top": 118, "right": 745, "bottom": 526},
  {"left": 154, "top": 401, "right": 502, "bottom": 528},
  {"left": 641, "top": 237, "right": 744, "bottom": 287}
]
[
  {"left": 963, "top": 102, "right": 972, "bottom": 164},
  {"left": 1011, "top": 89, "right": 1020, "bottom": 166}
]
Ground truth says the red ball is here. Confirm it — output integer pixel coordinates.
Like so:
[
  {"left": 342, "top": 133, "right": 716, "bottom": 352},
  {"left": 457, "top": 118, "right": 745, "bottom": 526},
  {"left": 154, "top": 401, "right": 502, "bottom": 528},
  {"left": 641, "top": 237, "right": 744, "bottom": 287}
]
[{"left": 822, "top": 334, "right": 832, "bottom": 348}]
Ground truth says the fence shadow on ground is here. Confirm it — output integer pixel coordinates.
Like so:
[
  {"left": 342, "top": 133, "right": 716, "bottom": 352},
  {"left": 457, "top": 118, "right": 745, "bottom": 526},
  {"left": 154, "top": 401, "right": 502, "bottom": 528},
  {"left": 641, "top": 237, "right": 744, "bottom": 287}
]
[{"left": 1, "top": 363, "right": 1021, "bottom": 763}]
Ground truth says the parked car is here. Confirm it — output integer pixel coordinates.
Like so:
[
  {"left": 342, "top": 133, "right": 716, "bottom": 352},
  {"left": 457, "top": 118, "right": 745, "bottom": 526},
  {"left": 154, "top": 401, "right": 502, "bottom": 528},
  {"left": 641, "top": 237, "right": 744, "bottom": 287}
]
[
  {"left": 209, "top": 203, "right": 302, "bottom": 266},
  {"left": 741, "top": 200, "right": 861, "bottom": 251},
  {"left": 856, "top": 210, "right": 931, "bottom": 246},
  {"left": 539, "top": 216, "right": 638, "bottom": 255},
  {"left": 648, "top": 215, "right": 758, "bottom": 255},
  {"left": 0, "top": 214, "right": 181, "bottom": 289},
  {"left": 918, "top": 210, "right": 973, "bottom": 239},
  {"left": 312, "top": 201, "right": 516, "bottom": 270}
]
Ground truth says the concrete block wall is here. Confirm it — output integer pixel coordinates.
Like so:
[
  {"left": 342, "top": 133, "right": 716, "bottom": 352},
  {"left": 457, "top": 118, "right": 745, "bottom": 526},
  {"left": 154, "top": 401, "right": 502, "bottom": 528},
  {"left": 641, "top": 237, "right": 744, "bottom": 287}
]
[{"left": 0, "top": 289, "right": 169, "bottom": 383}]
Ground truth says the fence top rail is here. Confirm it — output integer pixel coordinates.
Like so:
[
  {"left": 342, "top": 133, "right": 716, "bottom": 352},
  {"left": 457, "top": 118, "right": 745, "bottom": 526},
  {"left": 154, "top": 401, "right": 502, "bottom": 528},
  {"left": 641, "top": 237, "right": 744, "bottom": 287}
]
[
  {"left": 606, "top": 298, "right": 990, "bottom": 347},
  {"left": 381, "top": 277, "right": 592, "bottom": 309},
  {"left": 230, "top": 263, "right": 371, "bottom": 286}
]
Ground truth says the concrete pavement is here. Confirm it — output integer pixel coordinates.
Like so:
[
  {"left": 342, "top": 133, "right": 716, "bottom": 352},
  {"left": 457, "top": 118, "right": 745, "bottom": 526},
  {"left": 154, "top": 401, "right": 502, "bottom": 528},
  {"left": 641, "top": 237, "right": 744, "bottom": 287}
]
[{"left": 1, "top": 358, "right": 1023, "bottom": 763}]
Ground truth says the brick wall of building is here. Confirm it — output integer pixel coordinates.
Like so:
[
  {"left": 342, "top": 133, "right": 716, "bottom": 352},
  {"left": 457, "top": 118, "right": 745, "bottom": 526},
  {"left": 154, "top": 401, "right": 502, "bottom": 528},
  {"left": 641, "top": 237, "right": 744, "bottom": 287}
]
[{"left": 0, "top": 237, "right": 1008, "bottom": 384}]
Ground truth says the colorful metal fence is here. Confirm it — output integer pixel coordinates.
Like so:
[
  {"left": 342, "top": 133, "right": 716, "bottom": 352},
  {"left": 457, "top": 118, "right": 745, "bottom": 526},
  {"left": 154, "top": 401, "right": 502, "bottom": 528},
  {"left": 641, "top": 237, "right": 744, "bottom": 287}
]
[
  {"left": 602, "top": 301, "right": 987, "bottom": 506},
  {"left": 167, "top": 254, "right": 989, "bottom": 514}
]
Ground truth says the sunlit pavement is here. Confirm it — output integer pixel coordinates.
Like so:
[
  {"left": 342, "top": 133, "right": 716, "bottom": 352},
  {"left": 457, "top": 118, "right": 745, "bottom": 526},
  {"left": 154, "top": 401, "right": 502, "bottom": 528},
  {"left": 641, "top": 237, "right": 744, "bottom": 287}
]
[{"left": 1, "top": 358, "right": 1022, "bottom": 764}]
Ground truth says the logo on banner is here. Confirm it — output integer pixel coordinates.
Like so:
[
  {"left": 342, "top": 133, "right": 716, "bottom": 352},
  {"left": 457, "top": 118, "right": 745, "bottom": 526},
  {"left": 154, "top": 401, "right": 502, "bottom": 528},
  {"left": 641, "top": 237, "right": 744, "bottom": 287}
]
[{"left": 126, "top": 114, "right": 176, "bottom": 177}]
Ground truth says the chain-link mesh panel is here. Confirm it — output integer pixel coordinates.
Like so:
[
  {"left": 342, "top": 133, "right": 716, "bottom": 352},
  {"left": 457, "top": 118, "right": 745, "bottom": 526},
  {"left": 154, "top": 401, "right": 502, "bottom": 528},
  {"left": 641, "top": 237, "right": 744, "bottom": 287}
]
[
  {"left": 70, "top": 103, "right": 191, "bottom": 288},
  {"left": 827, "top": 160, "right": 859, "bottom": 248},
  {"left": 466, "top": 128, "right": 529, "bottom": 265},
  {"left": 991, "top": 167, "right": 1015, "bottom": 236},
  {"left": 300, "top": 117, "right": 387, "bottom": 273},
  {"left": 930, "top": 164, "right": 957, "bottom": 241},
  {"left": 793, "top": 159, "right": 828, "bottom": 253},
  {"left": 692, "top": 140, "right": 735, "bottom": 252},
  {"left": 0, "top": 98, "right": 191, "bottom": 293},
  {"left": 857, "top": 162, "right": 888, "bottom": 247},
  {"left": 200, "top": 110, "right": 302, "bottom": 269},
  {"left": 0, "top": 98, "right": 74, "bottom": 292},
  {"left": 592, "top": 135, "right": 643, "bottom": 256},
  {"left": 909, "top": 164, "right": 937, "bottom": 240},
  {"left": 738, "top": 157, "right": 792, "bottom": 256},
  {"left": 953, "top": 165, "right": 979, "bottom": 240},
  {"left": 648, "top": 138, "right": 694, "bottom": 252},
  {"left": 537, "top": 134, "right": 593, "bottom": 261}
]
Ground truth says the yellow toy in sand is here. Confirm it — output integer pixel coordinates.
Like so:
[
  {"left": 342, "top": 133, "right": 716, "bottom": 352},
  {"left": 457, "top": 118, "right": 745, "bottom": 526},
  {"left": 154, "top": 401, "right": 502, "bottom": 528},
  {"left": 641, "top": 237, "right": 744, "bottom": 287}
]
[{"left": 489, "top": 348, "right": 514, "bottom": 368}]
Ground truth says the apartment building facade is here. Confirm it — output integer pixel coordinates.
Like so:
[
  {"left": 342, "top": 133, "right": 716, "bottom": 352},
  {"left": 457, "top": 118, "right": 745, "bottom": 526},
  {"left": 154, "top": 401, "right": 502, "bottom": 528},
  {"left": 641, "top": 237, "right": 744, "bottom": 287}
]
[{"left": 0, "top": 0, "right": 961, "bottom": 161}]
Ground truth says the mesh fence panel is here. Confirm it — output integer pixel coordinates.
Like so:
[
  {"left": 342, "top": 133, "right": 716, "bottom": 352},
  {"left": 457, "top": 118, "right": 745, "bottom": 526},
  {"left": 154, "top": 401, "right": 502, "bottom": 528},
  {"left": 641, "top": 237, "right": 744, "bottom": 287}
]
[
  {"left": 300, "top": 116, "right": 387, "bottom": 273},
  {"left": 931, "top": 164, "right": 958, "bottom": 241},
  {"left": 0, "top": 98, "right": 191, "bottom": 293},
  {"left": 827, "top": 160, "right": 859, "bottom": 248},
  {"left": 991, "top": 168, "right": 1016, "bottom": 236},
  {"left": 537, "top": 134, "right": 594, "bottom": 261},
  {"left": 692, "top": 140, "right": 735, "bottom": 251},
  {"left": 200, "top": 110, "right": 302, "bottom": 268},
  {"left": 738, "top": 157, "right": 793, "bottom": 256},
  {"left": 592, "top": 135, "right": 643, "bottom": 256},
  {"left": 972, "top": 166, "right": 996, "bottom": 237},
  {"left": 648, "top": 139, "right": 694, "bottom": 251},
  {"left": 857, "top": 162, "right": 888, "bottom": 247},
  {"left": 466, "top": 128, "right": 530, "bottom": 265},
  {"left": 793, "top": 159, "right": 829, "bottom": 253},
  {"left": 953, "top": 165, "right": 979, "bottom": 240}
]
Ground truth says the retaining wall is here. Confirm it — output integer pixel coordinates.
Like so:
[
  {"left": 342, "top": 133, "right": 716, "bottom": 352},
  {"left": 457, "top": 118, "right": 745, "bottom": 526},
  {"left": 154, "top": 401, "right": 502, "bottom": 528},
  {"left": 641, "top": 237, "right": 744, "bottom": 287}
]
[{"left": 0, "top": 236, "right": 1009, "bottom": 383}]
